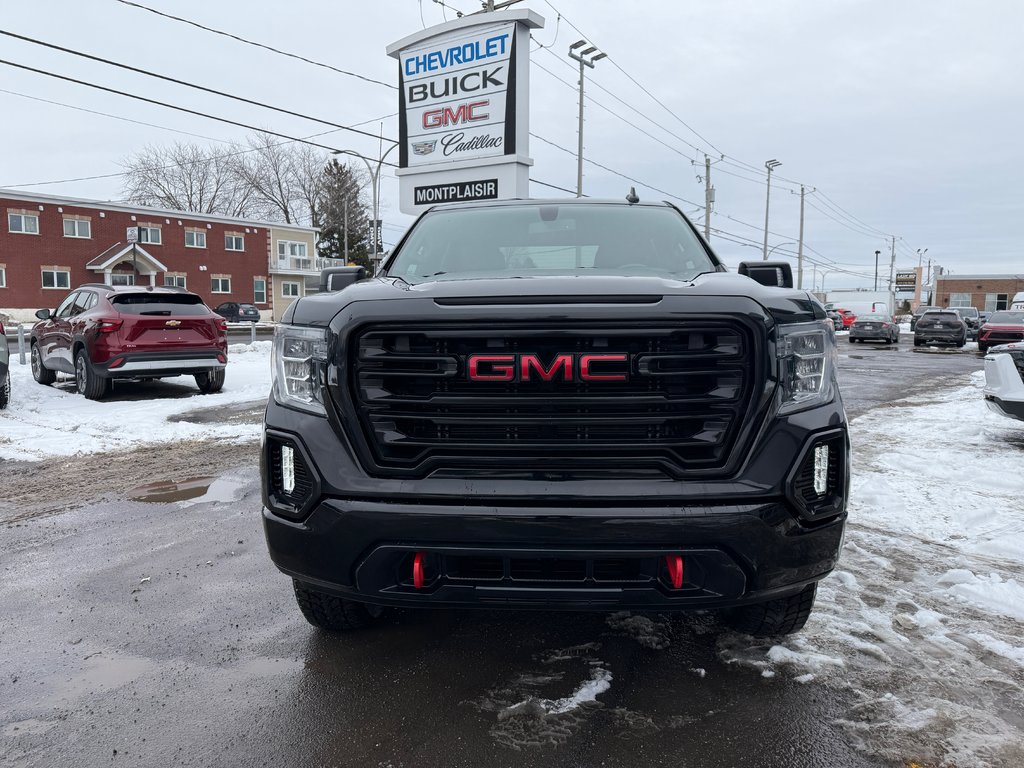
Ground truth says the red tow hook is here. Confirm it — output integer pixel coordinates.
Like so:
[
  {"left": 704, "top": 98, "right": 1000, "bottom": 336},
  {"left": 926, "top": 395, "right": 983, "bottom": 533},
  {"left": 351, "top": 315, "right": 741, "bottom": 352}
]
[
  {"left": 413, "top": 552, "right": 425, "bottom": 589},
  {"left": 665, "top": 555, "right": 684, "bottom": 589}
]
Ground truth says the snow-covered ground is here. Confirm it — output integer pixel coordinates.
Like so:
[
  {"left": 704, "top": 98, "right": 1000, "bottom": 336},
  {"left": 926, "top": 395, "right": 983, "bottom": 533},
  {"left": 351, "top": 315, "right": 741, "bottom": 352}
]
[
  {"left": 0, "top": 341, "right": 271, "bottom": 461},
  {"left": 721, "top": 372, "right": 1024, "bottom": 766}
]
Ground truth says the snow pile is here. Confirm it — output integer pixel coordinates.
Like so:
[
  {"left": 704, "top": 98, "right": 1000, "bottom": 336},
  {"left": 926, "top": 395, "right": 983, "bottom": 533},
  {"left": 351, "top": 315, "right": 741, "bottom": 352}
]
[
  {"left": 0, "top": 342, "right": 272, "bottom": 461},
  {"left": 720, "top": 379, "right": 1024, "bottom": 766}
]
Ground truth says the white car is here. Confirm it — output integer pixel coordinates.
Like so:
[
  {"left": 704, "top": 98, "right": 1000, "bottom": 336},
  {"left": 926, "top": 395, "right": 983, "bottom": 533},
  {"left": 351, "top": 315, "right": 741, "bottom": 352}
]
[{"left": 983, "top": 342, "right": 1024, "bottom": 421}]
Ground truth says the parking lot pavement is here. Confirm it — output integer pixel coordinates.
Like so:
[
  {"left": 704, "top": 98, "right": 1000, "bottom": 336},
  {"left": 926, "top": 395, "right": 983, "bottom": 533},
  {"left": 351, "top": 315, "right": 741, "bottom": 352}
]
[{"left": 1, "top": 333, "right": 1009, "bottom": 768}]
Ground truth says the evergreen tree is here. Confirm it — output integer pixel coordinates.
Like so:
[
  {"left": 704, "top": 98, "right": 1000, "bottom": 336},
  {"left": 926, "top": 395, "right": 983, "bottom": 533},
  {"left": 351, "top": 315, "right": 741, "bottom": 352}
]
[{"left": 316, "top": 159, "right": 371, "bottom": 268}]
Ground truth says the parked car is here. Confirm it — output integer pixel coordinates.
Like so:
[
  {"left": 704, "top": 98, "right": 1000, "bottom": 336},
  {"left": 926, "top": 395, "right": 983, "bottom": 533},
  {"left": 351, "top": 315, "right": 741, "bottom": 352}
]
[
  {"left": 30, "top": 284, "right": 228, "bottom": 400},
  {"left": 836, "top": 309, "right": 857, "bottom": 328},
  {"left": 977, "top": 310, "right": 1024, "bottom": 353},
  {"left": 214, "top": 302, "right": 261, "bottom": 323},
  {"left": 849, "top": 313, "right": 900, "bottom": 344},
  {"left": 949, "top": 306, "right": 982, "bottom": 340},
  {"left": 910, "top": 305, "right": 941, "bottom": 331},
  {"left": 914, "top": 310, "right": 966, "bottom": 348},
  {"left": 983, "top": 342, "right": 1024, "bottom": 421},
  {"left": 0, "top": 319, "right": 9, "bottom": 410}
]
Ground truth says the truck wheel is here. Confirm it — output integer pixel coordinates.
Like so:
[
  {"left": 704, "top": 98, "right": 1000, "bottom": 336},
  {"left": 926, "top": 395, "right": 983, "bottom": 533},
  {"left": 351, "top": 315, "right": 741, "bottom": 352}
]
[
  {"left": 293, "top": 580, "right": 384, "bottom": 631},
  {"left": 31, "top": 343, "right": 56, "bottom": 385},
  {"left": 726, "top": 583, "right": 817, "bottom": 637},
  {"left": 195, "top": 368, "right": 225, "bottom": 394},
  {"left": 75, "top": 349, "right": 110, "bottom": 400},
  {"left": 0, "top": 371, "right": 9, "bottom": 410}
]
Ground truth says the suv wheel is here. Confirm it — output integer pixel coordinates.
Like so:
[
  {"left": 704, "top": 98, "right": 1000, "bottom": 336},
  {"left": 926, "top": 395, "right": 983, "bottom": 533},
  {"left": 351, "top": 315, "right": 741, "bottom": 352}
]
[
  {"left": 195, "top": 368, "right": 225, "bottom": 394},
  {"left": 0, "top": 371, "right": 9, "bottom": 410},
  {"left": 31, "top": 343, "right": 56, "bottom": 385},
  {"left": 725, "top": 583, "right": 817, "bottom": 637},
  {"left": 75, "top": 349, "right": 110, "bottom": 400},
  {"left": 293, "top": 581, "right": 385, "bottom": 631}
]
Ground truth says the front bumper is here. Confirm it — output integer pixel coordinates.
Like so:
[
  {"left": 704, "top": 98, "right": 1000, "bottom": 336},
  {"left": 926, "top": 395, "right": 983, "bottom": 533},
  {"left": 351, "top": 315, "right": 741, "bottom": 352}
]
[{"left": 261, "top": 392, "right": 849, "bottom": 611}]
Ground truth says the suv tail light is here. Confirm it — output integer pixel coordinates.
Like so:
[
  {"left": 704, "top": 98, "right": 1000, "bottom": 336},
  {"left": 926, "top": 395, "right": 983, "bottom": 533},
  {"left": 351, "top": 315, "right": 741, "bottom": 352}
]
[
  {"left": 215, "top": 317, "right": 228, "bottom": 333},
  {"left": 98, "top": 319, "right": 123, "bottom": 333},
  {"left": 0, "top": 321, "right": 5, "bottom": 335}
]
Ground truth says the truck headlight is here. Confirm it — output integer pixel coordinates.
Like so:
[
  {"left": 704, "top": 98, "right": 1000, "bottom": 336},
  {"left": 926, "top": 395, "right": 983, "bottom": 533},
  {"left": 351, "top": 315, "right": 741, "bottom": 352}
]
[
  {"left": 273, "top": 325, "right": 328, "bottom": 415},
  {"left": 777, "top": 320, "right": 837, "bottom": 414}
]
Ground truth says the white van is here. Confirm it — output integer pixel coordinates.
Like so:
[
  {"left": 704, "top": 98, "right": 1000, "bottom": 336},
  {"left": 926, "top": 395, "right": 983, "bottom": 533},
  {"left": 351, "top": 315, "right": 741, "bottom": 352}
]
[{"left": 1011, "top": 292, "right": 1024, "bottom": 310}]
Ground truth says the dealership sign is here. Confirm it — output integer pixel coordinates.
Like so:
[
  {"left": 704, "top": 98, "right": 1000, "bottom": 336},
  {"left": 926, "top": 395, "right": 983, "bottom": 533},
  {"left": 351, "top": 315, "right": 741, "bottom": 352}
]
[
  {"left": 388, "top": 10, "right": 544, "bottom": 215},
  {"left": 895, "top": 270, "right": 917, "bottom": 292}
]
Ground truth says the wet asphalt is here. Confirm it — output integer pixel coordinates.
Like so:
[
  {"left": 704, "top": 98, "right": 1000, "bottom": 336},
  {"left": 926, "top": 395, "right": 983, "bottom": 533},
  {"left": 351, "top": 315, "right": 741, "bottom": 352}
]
[{"left": 0, "top": 334, "right": 986, "bottom": 768}]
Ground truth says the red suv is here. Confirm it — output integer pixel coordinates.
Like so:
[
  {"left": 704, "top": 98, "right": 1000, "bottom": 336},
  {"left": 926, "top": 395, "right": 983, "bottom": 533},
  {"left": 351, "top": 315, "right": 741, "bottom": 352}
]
[{"left": 30, "top": 284, "right": 228, "bottom": 400}]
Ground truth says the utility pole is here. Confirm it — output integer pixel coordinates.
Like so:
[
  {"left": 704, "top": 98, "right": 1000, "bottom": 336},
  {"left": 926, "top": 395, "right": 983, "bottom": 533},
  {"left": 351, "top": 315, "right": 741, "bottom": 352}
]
[
  {"left": 343, "top": 197, "right": 349, "bottom": 262},
  {"left": 762, "top": 159, "right": 781, "bottom": 259},
  {"left": 704, "top": 155, "right": 713, "bottom": 241},
  {"left": 888, "top": 236, "right": 897, "bottom": 295},
  {"left": 569, "top": 41, "right": 606, "bottom": 197},
  {"left": 874, "top": 250, "right": 881, "bottom": 291},
  {"left": 796, "top": 185, "right": 806, "bottom": 289}
]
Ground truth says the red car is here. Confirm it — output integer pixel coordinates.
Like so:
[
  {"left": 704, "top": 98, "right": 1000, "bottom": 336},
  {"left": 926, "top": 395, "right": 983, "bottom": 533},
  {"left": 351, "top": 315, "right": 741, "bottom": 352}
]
[
  {"left": 977, "top": 310, "right": 1024, "bottom": 353},
  {"left": 836, "top": 309, "right": 857, "bottom": 328},
  {"left": 30, "top": 284, "right": 228, "bottom": 400}
]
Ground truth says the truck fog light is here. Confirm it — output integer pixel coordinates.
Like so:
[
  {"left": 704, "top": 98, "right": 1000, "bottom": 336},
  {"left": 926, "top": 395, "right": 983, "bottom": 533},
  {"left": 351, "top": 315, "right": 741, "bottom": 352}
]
[
  {"left": 281, "top": 445, "right": 296, "bottom": 494},
  {"left": 813, "top": 445, "right": 829, "bottom": 496}
]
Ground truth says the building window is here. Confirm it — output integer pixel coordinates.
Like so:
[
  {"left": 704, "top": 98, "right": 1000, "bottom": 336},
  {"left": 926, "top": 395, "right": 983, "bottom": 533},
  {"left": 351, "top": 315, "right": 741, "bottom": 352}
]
[
  {"left": 253, "top": 278, "right": 267, "bottom": 304},
  {"left": 110, "top": 273, "right": 136, "bottom": 286},
  {"left": 165, "top": 274, "right": 187, "bottom": 289},
  {"left": 138, "top": 226, "right": 162, "bottom": 244},
  {"left": 212, "top": 277, "right": 231, "bottom": 293},
  {"left": 948, "top": 292, "right": 972, "bottom": 307},
  {"left": 0, "top": 266, "right": 6, "bottom": 288},
  {"left": 278, "top": 240, "right": 308, "bottom": 258},
  {"left": 185, "top": 230, "right": 207, "bottom": 248},
  {"left": 63, "top": 219, "right": 91, "bottom": 238},
  {"left": 9, "top": 212, "right": 39, "bottom": 234},
  {"left": 42, "top": 269, "right": 71, "bottom": 289},
  {"left": 985, "top": 293, "right": 1009, "bottom": 312},
  {"left": 226, "top": 234, "right": 244, "bottom": 251},
  {"left": 282, "top": 281, "right": 301, "bottom": 298}
]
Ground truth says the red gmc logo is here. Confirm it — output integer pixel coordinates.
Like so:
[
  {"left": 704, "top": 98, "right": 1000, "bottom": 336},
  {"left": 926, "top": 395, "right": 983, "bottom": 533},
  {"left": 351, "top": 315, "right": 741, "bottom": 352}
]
[
  {"left": 466, "top": 353, "right": 629, "bottom": 382},
  {"left": 422, "top": 100, "right": 490, "bottom": 130}
]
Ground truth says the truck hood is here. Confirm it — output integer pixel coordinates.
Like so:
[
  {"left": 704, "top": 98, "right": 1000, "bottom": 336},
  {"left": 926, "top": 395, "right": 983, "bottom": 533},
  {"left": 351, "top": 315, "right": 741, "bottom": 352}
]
[{"left": 285, "top": 272, "right": 823, "bottom": 326}]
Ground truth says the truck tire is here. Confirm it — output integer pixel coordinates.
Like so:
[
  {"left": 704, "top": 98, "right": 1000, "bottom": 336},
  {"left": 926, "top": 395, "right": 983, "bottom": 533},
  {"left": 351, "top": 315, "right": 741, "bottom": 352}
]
[
  {"left": 726, "top": 583, "right": 817, "bottom": 637},
  {"left": 75, "top": 349, "right": 110, "bottom": 400},
  {"left": 31, "top": 343, "right": 56, "bottom": 385},
  {"left": 293, "top": 580, "right": 384, "bottom": 631},
  {"left": 195, "top": 368, "right": 225, "bottom": 394},
  {"left": 0, "top": 371, "right": 9, "bottom": 410}
]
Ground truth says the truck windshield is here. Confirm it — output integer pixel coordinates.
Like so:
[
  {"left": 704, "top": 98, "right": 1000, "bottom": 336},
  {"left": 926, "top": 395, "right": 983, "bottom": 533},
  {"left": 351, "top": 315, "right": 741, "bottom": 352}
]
[{"left": 385, "top": 204, "right": 715, "bottom": 284}]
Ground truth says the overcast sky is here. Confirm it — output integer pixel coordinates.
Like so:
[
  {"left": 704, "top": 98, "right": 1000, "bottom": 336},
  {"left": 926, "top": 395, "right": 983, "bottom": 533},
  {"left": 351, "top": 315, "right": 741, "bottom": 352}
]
[{"left": 1, "top": 0, "right": 1021, "bottom": 290}]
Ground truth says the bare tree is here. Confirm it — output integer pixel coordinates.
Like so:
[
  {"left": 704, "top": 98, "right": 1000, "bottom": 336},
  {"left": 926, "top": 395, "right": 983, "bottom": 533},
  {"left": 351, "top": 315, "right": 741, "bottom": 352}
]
[{"left": 121, "top": 143, "right": 255, "bottom": 217}]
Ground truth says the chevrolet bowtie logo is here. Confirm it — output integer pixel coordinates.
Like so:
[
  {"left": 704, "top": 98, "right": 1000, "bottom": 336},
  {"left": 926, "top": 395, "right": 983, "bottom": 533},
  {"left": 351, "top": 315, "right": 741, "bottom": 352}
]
[{"left": 165, "top": 320, "right": 182, "bottom": 327}]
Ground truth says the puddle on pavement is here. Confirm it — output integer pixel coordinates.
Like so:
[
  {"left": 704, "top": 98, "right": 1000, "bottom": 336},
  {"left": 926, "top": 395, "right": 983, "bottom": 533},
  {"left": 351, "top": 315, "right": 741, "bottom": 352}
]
[
  {"left": 129, "top": 476, "right": 216, "bottom": 503},
  {"left": 128, "top": 474, "right": 250, "bottom": 505}
]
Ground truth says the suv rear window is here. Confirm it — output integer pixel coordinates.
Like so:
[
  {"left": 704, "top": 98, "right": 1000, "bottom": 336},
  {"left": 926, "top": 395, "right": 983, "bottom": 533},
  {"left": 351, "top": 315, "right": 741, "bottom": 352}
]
[
  {"left": 386, "top": 204, "right": 715, "bottom": 284},
  {"left": 923, "top": 312, "right": 959, "bottom": 320},
  {"left": 111, "top": 293, "right": 210, "bottom": 316}
]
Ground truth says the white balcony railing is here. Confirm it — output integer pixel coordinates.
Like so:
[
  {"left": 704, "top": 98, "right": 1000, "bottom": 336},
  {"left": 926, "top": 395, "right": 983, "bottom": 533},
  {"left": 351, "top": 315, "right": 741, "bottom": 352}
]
[{"left": 273, "top": 256, "right": 349, "bottom": 272}]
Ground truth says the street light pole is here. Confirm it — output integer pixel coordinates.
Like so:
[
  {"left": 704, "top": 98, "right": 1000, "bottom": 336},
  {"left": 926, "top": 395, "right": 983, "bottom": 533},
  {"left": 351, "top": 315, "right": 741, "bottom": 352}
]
[
  {"left": 762, "top": 159, "right": 782, "bottom": 260},
  {"left": 874, "top": 249, "right": 881, "bottom": 291},
  {"left": 766, "top": 241, "right": 797, "bottom": 259},
  {"left": 569, "top": 40, "right": 606, "bottom": 198},
  {"left": 333, "top": 142, "right": 399, "bottom": 272}
]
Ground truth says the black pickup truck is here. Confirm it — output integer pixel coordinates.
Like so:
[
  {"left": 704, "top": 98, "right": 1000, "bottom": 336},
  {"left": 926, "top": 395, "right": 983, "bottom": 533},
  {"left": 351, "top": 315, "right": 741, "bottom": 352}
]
[{"left": 260, "top": 198, "right": 849, "bottom": 637}]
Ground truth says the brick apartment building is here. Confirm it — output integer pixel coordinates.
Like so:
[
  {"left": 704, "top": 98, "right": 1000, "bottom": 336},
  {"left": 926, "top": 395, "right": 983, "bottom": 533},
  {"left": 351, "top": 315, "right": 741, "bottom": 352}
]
[
  {"left": 0, "top": 189, "right": 327, "bottom": 320},
  {"left": 933, "top": 274, "right": 1024, "bottom": 312}
]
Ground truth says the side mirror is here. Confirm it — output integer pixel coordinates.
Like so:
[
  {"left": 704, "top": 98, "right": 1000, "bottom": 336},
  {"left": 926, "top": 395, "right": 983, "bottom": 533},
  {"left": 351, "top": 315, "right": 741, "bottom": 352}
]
[
  {"left": 737, "top": 261, "right": 794, "bottom": 289},
  {"left": 35, "top": 308, "right": 52, "bottom": 320},
  {"left": 319, "top": 266, "right": 367, "bottom": 292}
]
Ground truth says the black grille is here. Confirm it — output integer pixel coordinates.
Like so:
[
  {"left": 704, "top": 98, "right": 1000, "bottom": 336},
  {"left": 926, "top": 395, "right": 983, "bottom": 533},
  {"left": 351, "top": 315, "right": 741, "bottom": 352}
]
[
  {"left": 345, "top": 321, "right": 761, "bottom": 476},
  {"left": 441, "top": 553, "right": 660, "bottom": 586},
  {"left": 984, "top": 331, "right": 1024, "bottom": 346}
]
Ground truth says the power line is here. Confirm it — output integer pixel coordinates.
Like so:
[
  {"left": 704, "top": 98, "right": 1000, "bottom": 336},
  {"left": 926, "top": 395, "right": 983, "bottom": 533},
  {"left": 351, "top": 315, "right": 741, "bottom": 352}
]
[
  {"left": 0, "top": 58, "right": 397, "bottom": 168},
  {"left": 531, "top": 177, "right": 584, "bottom": 196},
  {"left": 0, "top": 30, "right": 398, "bottom": 145},
  {"left": 114, "top": 0, "right": 397, "bottom": 90}
]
